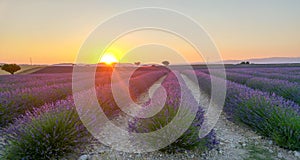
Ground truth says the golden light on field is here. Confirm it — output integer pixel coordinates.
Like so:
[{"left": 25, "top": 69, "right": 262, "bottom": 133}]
[{"left": 100, "top": 54, "right": 118, "bottom": 65}]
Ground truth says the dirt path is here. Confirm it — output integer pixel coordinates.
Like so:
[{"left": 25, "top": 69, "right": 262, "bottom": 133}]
[{"left": 77, "top": 74, "right": 299, "bottom": 160}]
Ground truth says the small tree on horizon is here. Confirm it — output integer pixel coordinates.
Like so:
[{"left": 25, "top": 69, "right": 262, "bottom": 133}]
[
  {"left": 162, "top": 61, "right": 170, "bottom": 66},
  {"left": 240, "top": 61, "right": 250, "bottom": 65},
  {"left": 134, "top": 62, "right": 141, "bottom": 66},
  {"left": 1, "top": 64, "right": 21, "bottom": 75}
]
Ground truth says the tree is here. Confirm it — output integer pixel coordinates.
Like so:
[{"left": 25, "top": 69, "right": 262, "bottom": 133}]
[
  {"left": 1, "top": 64, "right": 21, "bottom": 74},
  {"left": 162, "top": 61, "right": 170, "bottom": 66},
  {"left": 240, "top": 61, "right": 250, "bottom": 65},
  {"left": 134, "top": 62, "right": 141, "bottom": 66}
]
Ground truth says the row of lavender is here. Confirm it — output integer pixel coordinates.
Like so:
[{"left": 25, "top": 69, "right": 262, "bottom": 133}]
[
  {"left": 129, "top": 72, "right": 217, "bottom": 152},
  {"left": 201, "top": 67, "right": 300, "bottom": 84},
  {"left": 1, "top": 97, "right": 88, "bottom": 159},
  {"left": 96, "top": 69, "right": 169, "bottom": 118},
  {"left": 184, "top": 70, "right": 300, "bottom": 150},
  {"left": 228, "top": 67, "right": 300, "bottom": 75},
  {"left": 0, "top": 67, "right": 173, "bottom": 159},
  {"left": 0, "top": 73, "right": 110, "bottom": 127},
  {"left": 227, "top": 67, "right": 300, "bottom": 84},
  {"left": 201, "top": 69, "right": 300, "bottom": 105},
  {"left": 0, "top": 74, "right": 73, "bottom": 91},
  {"left": 1, "top": 71, "right": 111, "bottom": 92},
  {"left": 0, "top": 69, "right": 160, "bottom": 127},
  {"left": 0, "top": 73, "right": 71, "bottom": 84},
  {"left": 0, "top": 80, "right": 73, "bottom": 127}
]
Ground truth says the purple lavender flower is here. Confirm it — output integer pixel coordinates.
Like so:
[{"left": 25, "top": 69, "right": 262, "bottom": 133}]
[
  {"left": 129, "top": 71, "right": 217, "bottom": 152},
  {"left": 183, "top": 69, "right": 300, "bottom": 150},
  {"left": 2, "top": 97, "right": 89, "bottom": 159}
]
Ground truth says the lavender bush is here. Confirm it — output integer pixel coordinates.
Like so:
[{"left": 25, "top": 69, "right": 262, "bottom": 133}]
[
  {"left": 226, "top": 82, "right": 300, "bottom": 150},
  {"left": 129, "top": 72, "right": 217, "bottom": 152},
  {"left": 184, "top": 70, "right": 300, "bottom": 150},
  {"left": 1, "top": 97, "right": 89, "bottom": 159},
  {"left": 236, "top": 96, "right": 300, "bottom": 150}
]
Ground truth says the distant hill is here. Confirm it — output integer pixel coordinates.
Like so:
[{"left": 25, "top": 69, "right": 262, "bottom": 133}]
[
  {"left": 221, "top": 57, "right": 300, "bottom": 64},
  {"left": 53, "top": 63, "right": 74, "bottom": 66}
]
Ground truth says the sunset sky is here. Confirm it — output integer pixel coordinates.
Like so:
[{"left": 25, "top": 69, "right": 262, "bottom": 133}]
[{"left": 0, "top": 0, "right": 299, "bottom": 64}]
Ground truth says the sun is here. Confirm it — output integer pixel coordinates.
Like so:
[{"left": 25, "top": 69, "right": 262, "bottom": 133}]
[{"left": 100, "top": 54, "right": 118, "bottom": 65}]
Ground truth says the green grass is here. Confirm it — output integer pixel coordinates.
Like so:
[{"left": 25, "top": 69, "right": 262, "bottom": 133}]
[{"left": 244, "top": 143, "right": 275, "bottom": 160}]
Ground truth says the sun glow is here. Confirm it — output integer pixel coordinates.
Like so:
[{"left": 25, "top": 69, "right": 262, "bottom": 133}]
[{"left": 100, "top": 54, "right": 118, "bottom": 65}]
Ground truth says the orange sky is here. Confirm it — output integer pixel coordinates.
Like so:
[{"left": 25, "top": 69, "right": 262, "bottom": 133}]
[{"left": 0, "top": 1, "right": 299, "bottom": 64}]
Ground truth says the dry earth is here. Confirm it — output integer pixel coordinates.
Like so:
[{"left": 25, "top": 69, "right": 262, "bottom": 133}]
[{"left": 76, "top": 74, "right": 300, "bottom": 160}]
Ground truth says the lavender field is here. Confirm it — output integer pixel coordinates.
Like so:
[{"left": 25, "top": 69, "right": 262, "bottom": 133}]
[{"left": 0, "top": 65, "right": 299, "bottom": 159}]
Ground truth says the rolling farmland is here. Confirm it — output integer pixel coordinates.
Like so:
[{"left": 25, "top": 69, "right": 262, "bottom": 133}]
[{"left": 0, "top": 65, "right": 299, "bottom": 159}]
